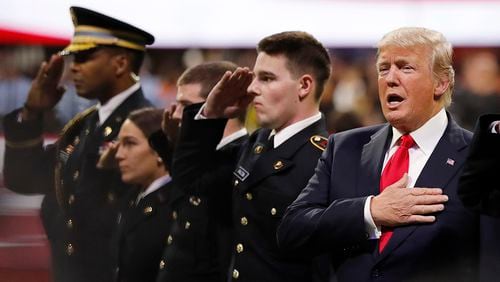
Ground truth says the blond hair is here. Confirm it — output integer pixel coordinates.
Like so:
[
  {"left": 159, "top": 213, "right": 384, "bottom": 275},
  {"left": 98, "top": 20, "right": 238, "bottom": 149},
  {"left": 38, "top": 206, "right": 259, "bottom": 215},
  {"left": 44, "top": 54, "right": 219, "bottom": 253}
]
[{"left": 377, "top": 27, "right": 455, "bottom": 107}]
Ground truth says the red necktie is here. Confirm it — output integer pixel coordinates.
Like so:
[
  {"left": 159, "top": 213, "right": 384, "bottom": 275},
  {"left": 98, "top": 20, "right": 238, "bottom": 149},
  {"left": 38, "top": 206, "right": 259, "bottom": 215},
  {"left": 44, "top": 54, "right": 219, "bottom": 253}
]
[{"left": 379, "top": 134, "right": 415, "bottom": 252}]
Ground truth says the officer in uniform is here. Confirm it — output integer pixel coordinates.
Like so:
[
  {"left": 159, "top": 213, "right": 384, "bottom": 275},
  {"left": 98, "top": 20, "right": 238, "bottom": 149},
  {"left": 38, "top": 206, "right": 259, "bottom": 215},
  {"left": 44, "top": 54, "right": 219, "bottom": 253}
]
[
  {"left": 2, "top": 6, "right": 153, "bottom": 282},
  {"left": 172, "top": 31, "right": 331, "bottom": 281}
]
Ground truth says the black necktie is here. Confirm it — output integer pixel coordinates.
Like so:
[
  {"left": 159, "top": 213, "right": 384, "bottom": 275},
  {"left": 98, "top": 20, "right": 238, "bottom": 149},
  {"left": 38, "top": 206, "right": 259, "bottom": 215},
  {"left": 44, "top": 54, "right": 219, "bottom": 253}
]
[{"left": 267, "top": 134, "right": 275, "bottom": 150}]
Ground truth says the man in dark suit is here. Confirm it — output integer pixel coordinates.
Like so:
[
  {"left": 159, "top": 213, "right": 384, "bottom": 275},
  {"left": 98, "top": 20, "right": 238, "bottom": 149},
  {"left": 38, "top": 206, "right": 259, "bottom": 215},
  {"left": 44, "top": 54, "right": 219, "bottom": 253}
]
[
  {"left": 459, "top": 114, "right": 500, "bottom": 216},
  {"left": 2, "top": 6, "right": 153, "bottom": 282},
  {"left": 156, "top": 61, "right": 248, "bottom": 282},
  {"left": 174, "top": 31, "right": 331, "bottom": 282},
  {"left": 278, "top": 27, "right": 481, "bottom": 282}
]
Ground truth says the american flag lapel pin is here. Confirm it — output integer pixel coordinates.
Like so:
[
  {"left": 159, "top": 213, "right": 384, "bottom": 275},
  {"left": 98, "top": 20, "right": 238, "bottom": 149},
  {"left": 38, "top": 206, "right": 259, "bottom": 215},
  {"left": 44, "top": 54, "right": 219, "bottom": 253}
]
[{"left": 446, "top": 158, "right": 455, "bottom": 166}]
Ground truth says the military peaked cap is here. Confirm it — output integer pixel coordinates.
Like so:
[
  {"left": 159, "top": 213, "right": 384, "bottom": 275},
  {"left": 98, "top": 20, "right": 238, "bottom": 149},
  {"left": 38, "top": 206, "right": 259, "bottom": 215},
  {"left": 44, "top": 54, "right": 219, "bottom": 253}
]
[{"left": 62, "top": 6, "right": 155, "bottom": 55}]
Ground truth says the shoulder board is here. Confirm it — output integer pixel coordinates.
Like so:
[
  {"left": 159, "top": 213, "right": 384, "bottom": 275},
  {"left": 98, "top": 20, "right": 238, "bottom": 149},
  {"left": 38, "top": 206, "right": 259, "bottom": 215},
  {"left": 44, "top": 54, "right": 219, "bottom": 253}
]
[
  {"left": 309, "top": 135, "right": 328, "bottom": 151},
  {"left": 59, "top": 105, "right": 97, "bottom": 138}
]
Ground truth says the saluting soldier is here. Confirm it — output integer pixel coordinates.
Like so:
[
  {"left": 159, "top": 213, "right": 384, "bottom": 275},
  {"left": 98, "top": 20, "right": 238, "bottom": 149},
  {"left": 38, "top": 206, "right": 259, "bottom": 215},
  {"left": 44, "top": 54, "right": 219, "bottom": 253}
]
[
  {"left": 156, "top": 61, "right": 248, "bottom": 282},
  {"left": 173, "top": 31, "right": 332, "bottom": 282},
  {"left": 2, "top": 6, "right": 153, "bottom": 282}
]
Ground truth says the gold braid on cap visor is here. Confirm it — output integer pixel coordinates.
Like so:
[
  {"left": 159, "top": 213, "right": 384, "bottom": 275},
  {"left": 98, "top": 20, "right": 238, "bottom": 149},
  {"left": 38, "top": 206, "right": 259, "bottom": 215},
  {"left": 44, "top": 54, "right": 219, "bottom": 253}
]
[{"left": 62, "top": 25, "right": 146, "bottom": 54}]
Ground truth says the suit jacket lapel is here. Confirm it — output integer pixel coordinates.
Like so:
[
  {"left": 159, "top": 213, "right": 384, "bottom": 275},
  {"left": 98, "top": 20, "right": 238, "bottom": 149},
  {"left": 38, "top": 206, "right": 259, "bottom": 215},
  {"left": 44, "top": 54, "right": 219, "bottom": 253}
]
[
  {"left": 359, "top": 125, "right": 391, "bottom": 197},
  {"left": 377, "top": 115, "right": 469, "bottom": 262}
]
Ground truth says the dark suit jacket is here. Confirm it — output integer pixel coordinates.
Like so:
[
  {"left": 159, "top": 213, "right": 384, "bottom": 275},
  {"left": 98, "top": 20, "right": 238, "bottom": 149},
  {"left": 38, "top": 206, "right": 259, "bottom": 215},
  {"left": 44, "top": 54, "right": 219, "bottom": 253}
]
[
  {"left": 3, "top": 89, "right": 151, "bottom": 282},
  {"left": 164, "top": 103, "right": 330, "bottom": 282},
  {"left": 156, "top": 123, "right": 247, "bottom": 282},
  {"left": 459, "top": 114, "right": 500, "bottom": 216},
  {"left": 114, "top": 180, "right": 182, "bottom": 282},
  {"left": 278, "top": 114, "right": 481, "bottom": 282}
]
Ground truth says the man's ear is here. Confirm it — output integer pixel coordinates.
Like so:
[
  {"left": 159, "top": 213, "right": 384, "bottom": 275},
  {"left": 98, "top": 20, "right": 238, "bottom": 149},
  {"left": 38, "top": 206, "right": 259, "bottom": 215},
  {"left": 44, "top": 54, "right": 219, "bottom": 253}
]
[
  {"left": 113, "top": 53, "right": 130, "bottom": 77},
  {"left": 434, "top": 75, "right": 450, "bottom": 98},
  {"left": 298, "top": 74, "right": 314, "bottom": 100}
]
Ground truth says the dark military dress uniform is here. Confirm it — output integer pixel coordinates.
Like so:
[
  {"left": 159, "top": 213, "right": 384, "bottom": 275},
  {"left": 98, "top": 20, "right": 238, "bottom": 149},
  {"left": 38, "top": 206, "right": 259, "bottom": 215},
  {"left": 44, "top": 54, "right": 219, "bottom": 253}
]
[
  {"left": 3, "top": 90, "right": 151, "bottom": 282},
  {"left": 161, "top": 103, "right": 329, "bottom": 282},
  {"left": 156, "top": 110, "right": 247, "bottom": 282},
  {"left": 113, "top": 178, "right": 183, "bottom": 282}
]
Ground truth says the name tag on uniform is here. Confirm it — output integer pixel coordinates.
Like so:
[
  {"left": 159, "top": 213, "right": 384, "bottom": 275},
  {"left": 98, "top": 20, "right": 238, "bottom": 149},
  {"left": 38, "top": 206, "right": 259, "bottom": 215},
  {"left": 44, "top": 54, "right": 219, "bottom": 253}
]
[{"left": 234, "top": 166, "right": 250, "bottom": 181}]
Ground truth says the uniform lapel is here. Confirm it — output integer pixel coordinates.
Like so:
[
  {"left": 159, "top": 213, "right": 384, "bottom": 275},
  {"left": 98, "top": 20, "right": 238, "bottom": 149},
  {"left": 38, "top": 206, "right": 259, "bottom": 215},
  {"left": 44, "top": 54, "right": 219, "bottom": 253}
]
[
  {"left": 376, "top": 116, "right": 469, "bottom": 262},
  {"left": 236, "top": 118, "right": 326, "bottom": 193},
  {"left": 121, "top": 182, "right": 171, "bottom": 233},
  {"left": 98, "top": 89, "right": 151, "bottom": 143}
]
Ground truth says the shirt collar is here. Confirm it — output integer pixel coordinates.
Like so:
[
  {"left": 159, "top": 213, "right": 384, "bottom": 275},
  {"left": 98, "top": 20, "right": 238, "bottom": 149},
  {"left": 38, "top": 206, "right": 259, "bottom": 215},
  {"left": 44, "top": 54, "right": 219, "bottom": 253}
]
[
  {"left": 216, "top": 128, "right": 248, "bottom": 151},
  {"left": 270, "top": 112, "right": 322, "bottom": 148},
  {"left": 96, "top": 82, "right": 140, "bottom": 125},
  {"left": 390, "top": 108, "right": 448, "bottom": 155},
  {"left": 136, "top": 174, "right": 171, "bottom": 203}
]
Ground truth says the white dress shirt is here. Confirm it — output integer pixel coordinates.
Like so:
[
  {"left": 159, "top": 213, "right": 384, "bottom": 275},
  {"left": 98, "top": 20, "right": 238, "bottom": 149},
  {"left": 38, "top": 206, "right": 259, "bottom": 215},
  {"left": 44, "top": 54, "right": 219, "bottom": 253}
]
[
  {"left": 96, "top": 82, "right": 140, "bottom": 125},
  {"left": 135, "top": 174, "right": 172, "bottom": 205},
  {"left": 364, "top": 108, "right": 448, "bottom": 239},
  {"left": 216, "top": 128, "right": 248, "bottom": 151},
  {"left": 269, "top": 112, "right": 322, "bottom": 148}
]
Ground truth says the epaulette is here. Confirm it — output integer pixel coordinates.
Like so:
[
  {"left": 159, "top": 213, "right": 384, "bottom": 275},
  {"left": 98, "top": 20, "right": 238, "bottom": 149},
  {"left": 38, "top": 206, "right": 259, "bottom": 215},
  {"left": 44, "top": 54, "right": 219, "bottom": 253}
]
[{"left": 309, "top": 135, "right": 328, "bottom": 151}]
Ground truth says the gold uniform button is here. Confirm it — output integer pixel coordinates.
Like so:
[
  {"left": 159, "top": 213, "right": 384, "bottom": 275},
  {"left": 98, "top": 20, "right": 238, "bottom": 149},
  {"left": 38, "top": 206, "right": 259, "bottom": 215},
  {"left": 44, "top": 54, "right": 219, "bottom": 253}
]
[
  {"left": 104, "top": 126, "right": 113, "bottom": 137},
  {"left": 172, "top": 211, "right": 178, "bottom": 220},
  {"left": 273, "top": 161, "right": 283, "bottom": 170},
  {"left": 66, "top": 243, "right": 74, "bottom": 256},
  {"left": 144, "top": 206, "right": 153, "bottom": 214},
  {"left": 189, "top": 196, "right": 201, "bottom": 206},
  {"left": 185, "top": 221, "right": 191, "bottom": 229},
  {"left": 68, "top": 194, "right": 75, "bottom": 205},
  {"left": 245, "top": 193, "right": 253, "bottom": 200},
  {"left": 73, "top": 136, "right": 80, "bottom": 145},
  {"left": 236, "top": 243, "right": 244, "bottom": 253},
  {"left": 232, "top": 269, "right": 239, "bottom": 279},
  {"left": 271, "top": 208, "right": 277, "bottom": 215},
  {"left": 234, "top": 180, "right": 239, "bottom": 187},
  {"left": 240, "top": 217, "right": 248, "bottom": 226},
  {"left": 167, "top": 235, "right": 173, "bottom": 245},
  {"left": 107, "top": 192, "right": 115, "bottom": 203},
  {"left": 254, "top": 145, "right": 263, "bottom": 154},
  {"left": 67, "top": 219, "right": 73, "bottom": 228},
  {"left": 73, "top": 170, "right": 79, "bottom": 180},
  {"left": 159, "top": 260, "right": 166, "bottom": 269},
  {"left": 84, "top": 129, "right": 90, "bottom": 135}
]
